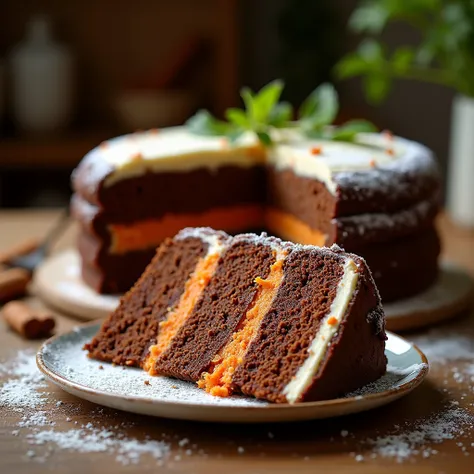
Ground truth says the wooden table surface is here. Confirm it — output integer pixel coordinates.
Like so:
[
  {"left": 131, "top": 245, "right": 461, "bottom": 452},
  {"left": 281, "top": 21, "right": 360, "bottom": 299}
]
[{"left": 0, "top": 209, "right": 473, "bottom": 474}]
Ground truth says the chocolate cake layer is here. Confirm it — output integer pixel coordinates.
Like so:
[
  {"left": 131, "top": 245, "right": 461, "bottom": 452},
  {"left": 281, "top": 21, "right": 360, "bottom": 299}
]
[
  {"left": 84, "top": 235, "right": 207, "bottom": 365},
  {"left": 372, "top": 260, "right": 438, "bottom": 302},
  {"left": 266, "top": 167, "right": 336, "bottom": 239},
  {"left": 231, "top": 248, "right": 385, "bottom": 402},
  {"left": 351, "top": 226, "right": 441, "bottom": 301},
  {"left": 154, "top": 236, "right": 276, "bottom": 381},
  {"left": 333, "top": 193, "right": 440, "bottom": 247},
  {"left": 73, "top": 165, "right": 265, "bottom": 219}
]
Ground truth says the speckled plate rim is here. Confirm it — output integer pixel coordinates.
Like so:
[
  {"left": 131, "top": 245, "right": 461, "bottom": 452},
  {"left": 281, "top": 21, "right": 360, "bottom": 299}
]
[{"left": 37, "top": 323, "right": 429, "bottom": 423}]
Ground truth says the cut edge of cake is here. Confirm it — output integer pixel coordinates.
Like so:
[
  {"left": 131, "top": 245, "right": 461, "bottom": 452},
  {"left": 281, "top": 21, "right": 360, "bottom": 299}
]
[{"left": 85, "top": 227, "right": 387, "bottom": 403}]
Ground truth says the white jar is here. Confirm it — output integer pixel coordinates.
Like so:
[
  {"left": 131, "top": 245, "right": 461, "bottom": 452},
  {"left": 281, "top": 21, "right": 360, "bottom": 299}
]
[
  {"left": 447, "top": 94, "right": 474, "bottom": 228},
  {"left": 9, "top": 15, "right": 74, "bottom": 134}
]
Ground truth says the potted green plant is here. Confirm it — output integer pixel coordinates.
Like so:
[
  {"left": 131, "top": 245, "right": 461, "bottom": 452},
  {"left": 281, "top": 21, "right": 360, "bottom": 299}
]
[{"left": 336, "top": 0, "right": 474, "bottom": 227}]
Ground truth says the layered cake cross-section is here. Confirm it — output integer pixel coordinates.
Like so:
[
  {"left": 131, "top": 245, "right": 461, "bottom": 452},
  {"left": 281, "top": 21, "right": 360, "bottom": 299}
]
[
  {"left": 85, "top": 227, "right": 387, "bottom": 403},
  {"left": 72, "top": 127, "right": 440, "bottom": 301}
]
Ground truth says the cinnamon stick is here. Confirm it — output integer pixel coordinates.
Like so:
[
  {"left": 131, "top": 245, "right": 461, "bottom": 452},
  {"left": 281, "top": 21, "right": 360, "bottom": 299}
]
[
  {"left": 0, "top": 267, "right": 31, "bottom": 301},
  {"left": 1, "top": 301, "right": 55, "bottom": 339}
]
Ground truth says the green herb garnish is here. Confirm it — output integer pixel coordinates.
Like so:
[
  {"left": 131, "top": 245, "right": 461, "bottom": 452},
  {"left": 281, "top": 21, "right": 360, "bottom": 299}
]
[
  {"left": 335, "top": 0, "right": 474, "bottom": 103},
  {"left": 186, "top": 80, "right": 377, "bottom": 146}
]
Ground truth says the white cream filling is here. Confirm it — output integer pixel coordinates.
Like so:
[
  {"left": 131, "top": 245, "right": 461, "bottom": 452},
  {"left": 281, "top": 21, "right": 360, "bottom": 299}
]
[{"left": 282, "top": 258, "right": 359, "bottom": 404}]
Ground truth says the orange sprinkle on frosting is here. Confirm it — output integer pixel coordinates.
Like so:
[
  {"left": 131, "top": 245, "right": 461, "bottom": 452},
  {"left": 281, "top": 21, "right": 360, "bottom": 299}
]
[
  {"left": 131, "top": 152, "right": 143, "bottom": 161},
  {"left": 386, "top": 148, "right": 395, "bottom": 156},
  {"left": 383, "top": 130, "right": 394, "bottom": 141},
  {"left": 327, "top": 316, "right": 338, "bottom": 326},
  {"left": 310, "top": 146, "right": 322, "bottom": 155},
  {"left": 369, "top": 159, "right": 376, "bottom": 168}
]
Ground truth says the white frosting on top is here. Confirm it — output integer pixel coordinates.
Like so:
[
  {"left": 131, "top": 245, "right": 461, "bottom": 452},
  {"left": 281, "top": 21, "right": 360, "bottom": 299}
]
[
  {"left": 96, "top": 128, "right": 262, "bottom": 187},
  {"left": 82, "top": 127, "right": 433, "bottom": 196},
  {"left": 282, "top": 258, "right": 360, "bottom": 403}
]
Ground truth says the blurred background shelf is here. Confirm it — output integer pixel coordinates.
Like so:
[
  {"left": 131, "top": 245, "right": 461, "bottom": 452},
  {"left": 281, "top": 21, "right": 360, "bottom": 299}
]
[
  {"left": 0, "top": 132, "right": 113, "bottom": 168},
  {"left": 0, "top": 0, "right": 455, "bottom": 208}
]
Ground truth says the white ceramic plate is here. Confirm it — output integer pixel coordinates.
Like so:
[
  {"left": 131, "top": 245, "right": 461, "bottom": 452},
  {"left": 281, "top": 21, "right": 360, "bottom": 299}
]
[
  {"left": 33, "top": 250, "right": 473, "bottom": 331},
  {"left": 37, "top": 324, "right": 428, "bottom": 423}
]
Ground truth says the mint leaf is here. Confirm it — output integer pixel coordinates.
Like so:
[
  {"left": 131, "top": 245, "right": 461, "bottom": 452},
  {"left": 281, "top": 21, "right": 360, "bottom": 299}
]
[
  {"left": 268, "top": 102, "right": 293, "bottom": 127},
  {"left": 332, "top": 120, "right": 378, "bottom": 141},
  {"left": 186, "top": 110, "right": 230, "bottom": 136},
  {"left": 226, "top": 128, "right": 246, "bottom": 144},
  {"left": 240, "top": 87, "right": 256, "bottom": 124},
  {"left": 299, "top": 83, "right": 339, "bottom": 129},
  {"left": 225, "top": 108, "right": 250, "bottom": 128},
  {"left": 256, "top": 131, "right": 272, "bottom": 146},
  {"left": 252, "top": 80, "right": 284, "bottom": 123}
]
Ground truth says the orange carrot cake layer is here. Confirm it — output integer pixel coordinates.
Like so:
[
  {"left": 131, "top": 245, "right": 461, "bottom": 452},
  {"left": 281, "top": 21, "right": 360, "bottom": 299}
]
[
  {"left": 198, "top": 248, "right": 288, "bottom": 397},
  {"left": 144, "top": 232, "right": 228, "bottom": 374},
  {"left": 109, "top": 205, "right": 264, "bottom": 254},
  {"left": 264, "top": 208, "right": 327, "bottom": 247}
]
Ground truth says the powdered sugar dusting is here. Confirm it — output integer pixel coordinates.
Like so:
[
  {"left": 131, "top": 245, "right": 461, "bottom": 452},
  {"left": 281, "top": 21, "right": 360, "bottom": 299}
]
[
  {"left": 41, "top": 329, "right": 268, "bottom": 407},
  {"left": 0, "top": 350, "right": 172, "bottom": 465},
  {"left": 368, "top": 406, "right": 473, "bottom": 462},
  {"left": 350, "top": 321, "right": 474, "bottom": 462},
  {"left": 28, "top": 427, "right": 169, "bottom": 464}
]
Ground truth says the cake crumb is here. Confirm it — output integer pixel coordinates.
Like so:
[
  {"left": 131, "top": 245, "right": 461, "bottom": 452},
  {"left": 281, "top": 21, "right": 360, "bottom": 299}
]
[
  {"left": 98, "top": 365, "right": 104, "bottom": 370},
  {"left": 144, "top": 380, "right": 150, "bottom": 386}
]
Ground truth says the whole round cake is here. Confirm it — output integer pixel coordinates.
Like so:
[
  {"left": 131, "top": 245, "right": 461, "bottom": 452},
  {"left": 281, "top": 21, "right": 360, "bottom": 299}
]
[{"left": 71, "top": 127, "right": 440, "bottom": 301}]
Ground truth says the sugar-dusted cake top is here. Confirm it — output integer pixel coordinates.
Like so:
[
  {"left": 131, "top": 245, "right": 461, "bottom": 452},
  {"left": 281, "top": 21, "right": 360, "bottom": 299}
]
[{"left": 73, "top": 126, "right": 437, "bottom": 197}]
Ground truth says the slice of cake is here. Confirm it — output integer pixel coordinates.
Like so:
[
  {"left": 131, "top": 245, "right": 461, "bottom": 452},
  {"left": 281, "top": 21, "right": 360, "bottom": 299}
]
[{"left": 85, "top": 227, "right": 387, "bottom": 403}]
